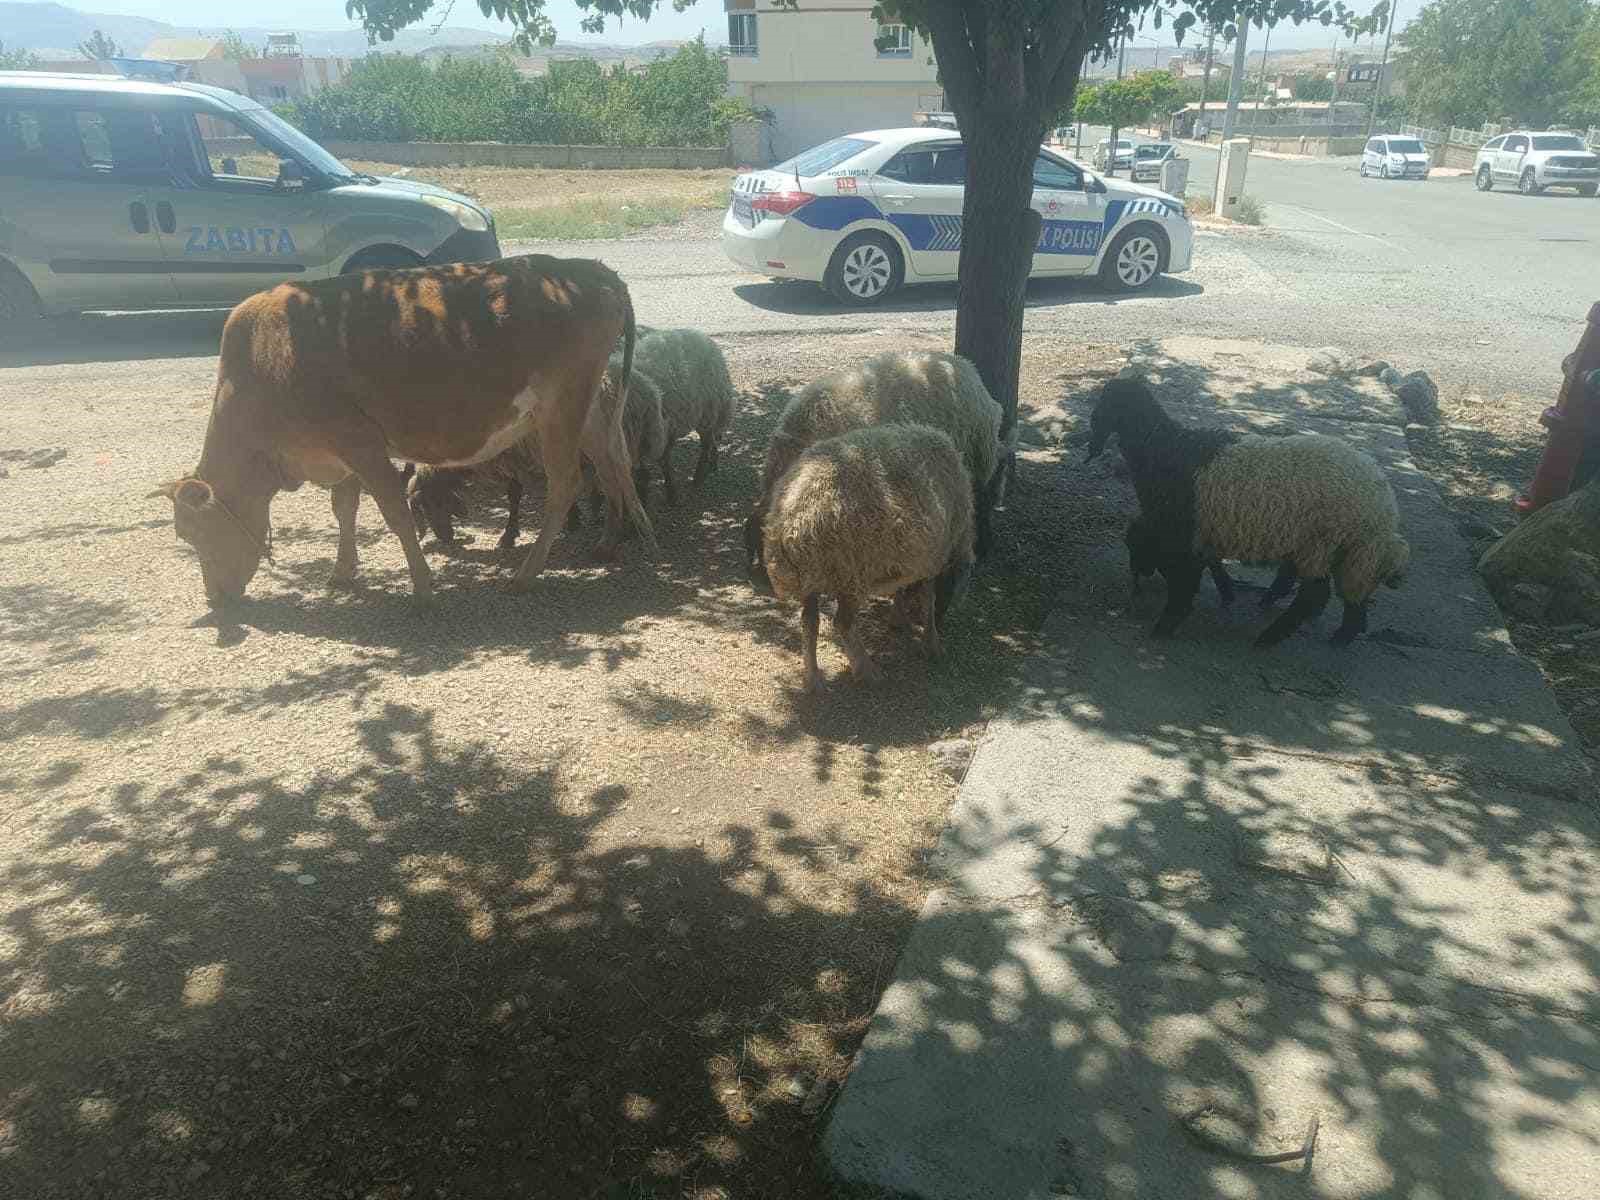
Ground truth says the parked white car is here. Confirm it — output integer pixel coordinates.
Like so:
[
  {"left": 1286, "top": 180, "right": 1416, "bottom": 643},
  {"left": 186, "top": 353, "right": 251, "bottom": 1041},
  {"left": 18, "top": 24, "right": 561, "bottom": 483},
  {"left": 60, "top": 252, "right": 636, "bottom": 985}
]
[
  {"left": 721, "top": 127, "right": 1194, "bottom": 305},
  {"left": 1093, "top": 137, "right": 1135, "bottom": 171},
  {"left": 1474, "top": 130, "right": 1599, "bottom": 196},
  {"left": 1359, "top": 136, "right": 1431, "bottom": 180},
  {"left": 1131, "top": 142, "right": 1177, "bottom": 183}
]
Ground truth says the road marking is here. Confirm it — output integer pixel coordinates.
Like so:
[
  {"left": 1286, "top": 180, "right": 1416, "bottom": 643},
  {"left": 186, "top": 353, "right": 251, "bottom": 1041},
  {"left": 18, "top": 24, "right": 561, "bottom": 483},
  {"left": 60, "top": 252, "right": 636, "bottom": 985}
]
[{"left": 1275, "top": 204, "right": 1394, "bottom": 244}]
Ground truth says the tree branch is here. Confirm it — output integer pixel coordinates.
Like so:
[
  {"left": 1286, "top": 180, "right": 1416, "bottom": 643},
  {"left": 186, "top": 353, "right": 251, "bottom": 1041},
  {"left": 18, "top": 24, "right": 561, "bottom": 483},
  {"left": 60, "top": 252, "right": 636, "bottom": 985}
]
[{"left": 923, "top": 0, "right": 982, "bottom": 117}]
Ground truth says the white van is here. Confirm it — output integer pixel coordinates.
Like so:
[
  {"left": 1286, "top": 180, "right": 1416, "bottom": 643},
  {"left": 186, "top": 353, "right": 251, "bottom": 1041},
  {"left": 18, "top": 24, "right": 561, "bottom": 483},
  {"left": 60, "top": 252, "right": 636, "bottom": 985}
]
[{"left": 0, "top": 71, "right": 501, "bottom": 334}]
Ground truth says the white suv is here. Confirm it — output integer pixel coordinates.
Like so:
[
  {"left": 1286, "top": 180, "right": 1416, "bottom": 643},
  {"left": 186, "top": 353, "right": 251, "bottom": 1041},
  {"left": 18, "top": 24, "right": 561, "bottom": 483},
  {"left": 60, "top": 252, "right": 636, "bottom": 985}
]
[{"left": 1474, "top": 131, "right": 1599, "bottom": 196}]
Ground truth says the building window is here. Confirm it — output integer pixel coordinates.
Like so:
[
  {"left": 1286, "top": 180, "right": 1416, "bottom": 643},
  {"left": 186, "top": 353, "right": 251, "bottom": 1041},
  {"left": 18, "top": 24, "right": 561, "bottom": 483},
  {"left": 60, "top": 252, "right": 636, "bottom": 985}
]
[
  {"left": 270, "top": 85, "right": 288, "bottom": 100},
  {"left": 728, "top": 14, "right": 758, "bottom": 58},
  {"left": 875, "top": 23, "right": 913, "bottom": 58}
]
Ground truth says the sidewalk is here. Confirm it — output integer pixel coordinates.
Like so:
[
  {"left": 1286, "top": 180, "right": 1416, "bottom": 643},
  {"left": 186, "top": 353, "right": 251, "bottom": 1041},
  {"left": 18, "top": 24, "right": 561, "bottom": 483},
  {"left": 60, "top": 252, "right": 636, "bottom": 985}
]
[{"left": 823, "top": 339, "right": 1599, "bottom": 1199}]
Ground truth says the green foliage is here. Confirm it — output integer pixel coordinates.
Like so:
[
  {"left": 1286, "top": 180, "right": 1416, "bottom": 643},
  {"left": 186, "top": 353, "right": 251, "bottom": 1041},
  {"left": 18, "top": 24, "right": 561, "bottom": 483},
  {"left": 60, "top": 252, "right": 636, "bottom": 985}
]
[
  {"left": 1074, "top": 71, "right": 1183, "bottom": 128},
  {"left": 77, "top": 30, "right": 122, "bottom": 60},
  {"left": 0, "top": 40, "right": 42, "bottom": 70},
  {"left": 1398, "top": 0, "right": 1594, "bottom": 129},
  {"left": 1292, "top": 72, "right": 1334, "bottom": 100},
  {"left": 219, "top": 30, "right": 260, "bottom": 60},
  {"left": 282, "top": 41, "right": 760, "bottom": 146}
]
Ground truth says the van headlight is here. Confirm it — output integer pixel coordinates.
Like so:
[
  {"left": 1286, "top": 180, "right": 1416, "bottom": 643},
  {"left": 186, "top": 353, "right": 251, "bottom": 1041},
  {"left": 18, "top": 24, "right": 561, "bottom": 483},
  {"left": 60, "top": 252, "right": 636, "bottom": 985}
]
[{"left": 421, "top": 195, "right": 491, "bottom": 233}]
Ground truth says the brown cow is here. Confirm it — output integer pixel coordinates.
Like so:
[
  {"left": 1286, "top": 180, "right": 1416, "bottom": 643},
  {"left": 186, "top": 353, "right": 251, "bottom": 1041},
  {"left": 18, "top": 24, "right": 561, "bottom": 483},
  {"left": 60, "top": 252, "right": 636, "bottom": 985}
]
[{"left": 151, "top": 255, "right": 656, "bottom": 609}]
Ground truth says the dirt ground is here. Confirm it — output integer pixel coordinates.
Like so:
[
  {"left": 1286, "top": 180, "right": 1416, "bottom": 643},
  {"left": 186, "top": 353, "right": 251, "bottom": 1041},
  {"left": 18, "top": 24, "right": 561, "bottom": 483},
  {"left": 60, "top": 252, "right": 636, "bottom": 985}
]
[
  {"left": 342, "top": 163, "right": 735, "bottom": 212},
  {"left": 0, "top": 329, "right": 1123, "bottom": 1200},
  {"left": 4, "top": 320, "right": 1594, "bottom": 1200}
]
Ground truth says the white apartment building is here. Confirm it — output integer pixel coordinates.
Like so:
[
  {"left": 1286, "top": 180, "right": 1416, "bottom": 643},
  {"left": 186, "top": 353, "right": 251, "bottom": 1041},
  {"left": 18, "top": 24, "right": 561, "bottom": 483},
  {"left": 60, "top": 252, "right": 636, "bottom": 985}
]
[{"left": 724, "top": 0, "right": 943, "bottom": 160}]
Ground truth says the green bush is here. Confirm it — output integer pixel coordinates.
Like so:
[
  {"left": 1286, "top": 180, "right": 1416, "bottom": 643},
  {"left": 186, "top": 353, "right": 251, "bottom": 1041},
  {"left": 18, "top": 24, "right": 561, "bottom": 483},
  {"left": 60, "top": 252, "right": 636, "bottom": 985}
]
[{"left": 282, "top": 40, "right": 763, "bottom": 148}]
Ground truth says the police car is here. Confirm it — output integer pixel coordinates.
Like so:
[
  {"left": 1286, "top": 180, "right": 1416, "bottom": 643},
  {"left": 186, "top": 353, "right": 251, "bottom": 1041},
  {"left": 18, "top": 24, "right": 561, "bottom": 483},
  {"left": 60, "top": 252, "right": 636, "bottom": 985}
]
[
  {"left": 0, "top": 70, "right": 500, "bottom": 335},
  {"left": 723, "top": 127, "right": 1193, "bottom": 305}
]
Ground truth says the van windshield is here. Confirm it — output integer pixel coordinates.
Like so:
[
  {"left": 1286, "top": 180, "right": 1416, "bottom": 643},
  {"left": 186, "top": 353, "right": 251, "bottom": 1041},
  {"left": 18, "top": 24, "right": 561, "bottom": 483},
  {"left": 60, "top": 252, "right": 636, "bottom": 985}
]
[
  {"left": 235, "top": 104, "right": 355, "bottom": 180},
  {"left": 1386, "top": 139, "right": 1425, "bottom": 153}
]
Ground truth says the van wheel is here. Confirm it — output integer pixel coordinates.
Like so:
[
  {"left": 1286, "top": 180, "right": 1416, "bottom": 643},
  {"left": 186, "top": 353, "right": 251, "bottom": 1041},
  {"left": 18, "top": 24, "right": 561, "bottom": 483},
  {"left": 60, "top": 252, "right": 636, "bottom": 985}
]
[
  {"left": 342, "top": 246, "right": 424, "bottom": 274},
  {"left": 1099, "top": 226, "right": 1165, "bottom": 293},
  {"left": 1380, "top": 161, "right": 1391, "bottom": 180},
  {"left": 1519, "top": 168, "right": 1542, "bottom": 195},
  {"left": 1475, "top": 164, "right": 1493, "bottom": 191},
  {"left": 0, "top": 263, "right": 42, "bottom": 347},
  {"left": 1359, "top": 160, "right": 1369, "bottom": 177},
  {"left": 825, "top": 233, "right": 903, "bottom": 306}
]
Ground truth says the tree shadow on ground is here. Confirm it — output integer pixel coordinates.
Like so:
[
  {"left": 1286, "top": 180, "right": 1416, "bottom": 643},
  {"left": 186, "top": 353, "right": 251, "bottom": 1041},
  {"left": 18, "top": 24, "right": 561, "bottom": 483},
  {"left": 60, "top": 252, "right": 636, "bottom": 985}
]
[{"left": 4, "top": 338, "right": 1597, "bottom": 1199}]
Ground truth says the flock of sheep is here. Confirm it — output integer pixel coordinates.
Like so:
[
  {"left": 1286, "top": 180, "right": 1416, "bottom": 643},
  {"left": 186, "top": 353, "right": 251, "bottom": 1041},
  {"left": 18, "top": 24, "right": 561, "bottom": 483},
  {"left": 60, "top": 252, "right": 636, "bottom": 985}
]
[{"left": 400, "top": 326, "right": 1410, "bottom": 689}]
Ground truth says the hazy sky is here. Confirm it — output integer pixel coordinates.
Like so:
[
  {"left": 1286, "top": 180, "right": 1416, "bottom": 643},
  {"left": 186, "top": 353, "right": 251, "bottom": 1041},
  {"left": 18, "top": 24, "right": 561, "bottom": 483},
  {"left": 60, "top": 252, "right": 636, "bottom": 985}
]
[{"left": 74, "top": 0, "right": 1423, "bottom": 51}]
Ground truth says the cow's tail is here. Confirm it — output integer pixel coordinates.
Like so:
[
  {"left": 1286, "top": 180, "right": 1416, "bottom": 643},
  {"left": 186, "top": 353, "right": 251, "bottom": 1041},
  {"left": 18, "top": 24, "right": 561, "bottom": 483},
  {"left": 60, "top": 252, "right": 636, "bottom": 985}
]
[{"left": 610, "top": 284, "right": 658, "bottom": 557}]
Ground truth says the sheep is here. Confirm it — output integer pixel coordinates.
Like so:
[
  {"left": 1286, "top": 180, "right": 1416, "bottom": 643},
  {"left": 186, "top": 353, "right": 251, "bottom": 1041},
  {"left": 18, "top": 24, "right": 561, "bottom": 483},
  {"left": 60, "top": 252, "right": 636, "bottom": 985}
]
[
  {"left": 632, "top": 328, "right": 735, "bottom": 503},
  {"left": 407, "top": 355, "right": 667, "bottom": 556},
  {"left": 1124, "top": 515, "right": 1237, "bottom": 604},
  {"left": 743, "top": 350, "right": 1006, "bottom": 572},
  {"left": 1087, "top": 378, "right": 1409, "bottom": 647},
  {"left": 762, "top": 423, "right": 975, "bottom": 692}
]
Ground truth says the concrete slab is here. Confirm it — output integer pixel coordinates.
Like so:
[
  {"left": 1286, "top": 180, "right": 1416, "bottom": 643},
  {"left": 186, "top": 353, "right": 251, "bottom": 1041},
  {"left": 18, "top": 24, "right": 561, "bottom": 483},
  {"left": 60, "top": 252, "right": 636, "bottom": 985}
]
[{"left": 823, "top": 344, "right": 1599, "bottom": 1198}]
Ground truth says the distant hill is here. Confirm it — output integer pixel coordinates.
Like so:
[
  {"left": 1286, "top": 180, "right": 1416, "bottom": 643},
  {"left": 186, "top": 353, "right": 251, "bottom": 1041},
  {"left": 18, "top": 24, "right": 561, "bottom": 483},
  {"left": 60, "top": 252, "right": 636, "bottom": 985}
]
[{"left": 0, "top": 1, "right": 714, "bottom": 60}]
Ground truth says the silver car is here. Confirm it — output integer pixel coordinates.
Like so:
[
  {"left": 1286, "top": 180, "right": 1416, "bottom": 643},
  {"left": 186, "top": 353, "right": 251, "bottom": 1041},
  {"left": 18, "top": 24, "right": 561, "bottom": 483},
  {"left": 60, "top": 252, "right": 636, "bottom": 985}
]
[
  {"left": 0, "top": 70, "right": 501, "bottom": 334},
  {"left": 1474, "top": 130, "right": 1599, "bottom": 196},
  {"left": 1131, "top": 142, "right": 1176, "bottom": 183}
]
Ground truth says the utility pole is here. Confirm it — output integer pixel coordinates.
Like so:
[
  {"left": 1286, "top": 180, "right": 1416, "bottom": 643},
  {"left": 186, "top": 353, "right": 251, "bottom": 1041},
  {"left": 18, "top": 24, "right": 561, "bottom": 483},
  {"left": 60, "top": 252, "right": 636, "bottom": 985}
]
[
  {"left": 1220, "top": 20, "right": 1249, "bottom": 143},
  {"left": 1197, "top": 24, "right": 1217, "bottom": 136},
  {"left": 1363, "top": 0, "right": 1397, "bottom": 141},
  {"left": 1257, "top": 23, "right": 1273, "bottom": 105},
  {"left": 1107, "top": 32, "right": 1127, "bottom": 176},
  {"left": 1329, "top": 32, "right": 1342, "bottom": 108}
]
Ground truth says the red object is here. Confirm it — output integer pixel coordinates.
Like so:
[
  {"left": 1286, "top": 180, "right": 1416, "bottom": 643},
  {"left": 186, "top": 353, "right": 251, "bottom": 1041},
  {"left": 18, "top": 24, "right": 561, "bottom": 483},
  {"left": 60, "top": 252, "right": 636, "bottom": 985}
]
[
  {"left": 751, "top": 190, "right": 815, "bottom": 217},
  {"left": 1515, "top": 302, "right": 1600, "bottom": 515}
]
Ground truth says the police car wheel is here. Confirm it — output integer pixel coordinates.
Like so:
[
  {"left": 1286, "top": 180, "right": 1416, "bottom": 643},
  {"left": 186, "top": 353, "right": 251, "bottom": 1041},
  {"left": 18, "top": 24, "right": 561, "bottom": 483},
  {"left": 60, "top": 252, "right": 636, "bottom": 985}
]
[
  {"left": 0, "top": 264, "right": 41, "bottom": 344},
  {"left": 825, "top": 233, "right": 902, "bottom": 306},
  {"left": 1099, "top": 227, "right": 1164, "bottom": 293},
  {"left": 1475, "top": 165, "right": 1493, "bottom": 191}
]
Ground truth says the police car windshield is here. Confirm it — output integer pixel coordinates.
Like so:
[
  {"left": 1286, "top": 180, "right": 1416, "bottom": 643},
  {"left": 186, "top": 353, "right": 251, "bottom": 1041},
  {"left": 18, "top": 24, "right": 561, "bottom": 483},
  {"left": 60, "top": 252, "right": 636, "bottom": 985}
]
[
  {"left": 1531, "top": 135, "right": 1587, "bottom": 151},
  {"left": 775, "top": 137, "right": 876, "bottom": 178},
  {"left": 237, "top": 105, "right": 356, "bottom": 180}
]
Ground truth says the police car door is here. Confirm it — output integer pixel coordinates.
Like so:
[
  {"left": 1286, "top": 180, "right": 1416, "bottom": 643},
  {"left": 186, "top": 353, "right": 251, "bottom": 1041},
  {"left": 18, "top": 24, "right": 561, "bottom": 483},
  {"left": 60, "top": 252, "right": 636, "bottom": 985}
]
[
  {"left": 1029, "top": 151, "right": 1100, "bottom": 275},
  {"left": 870, "top": 141, "right": 965, "bottom": 279},
  {"left": 0, "top": 101, "right": 179, "bottom": 312},
  {"left": 147, "top": 109, "right": 331, "bottom": 306}
]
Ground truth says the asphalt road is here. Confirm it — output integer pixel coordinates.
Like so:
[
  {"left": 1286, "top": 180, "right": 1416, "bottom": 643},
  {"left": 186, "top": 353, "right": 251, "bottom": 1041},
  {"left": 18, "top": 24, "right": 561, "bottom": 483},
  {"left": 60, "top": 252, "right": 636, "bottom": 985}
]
[{"left": 3, "top": 140, "right": 1594, "bottom": 401}]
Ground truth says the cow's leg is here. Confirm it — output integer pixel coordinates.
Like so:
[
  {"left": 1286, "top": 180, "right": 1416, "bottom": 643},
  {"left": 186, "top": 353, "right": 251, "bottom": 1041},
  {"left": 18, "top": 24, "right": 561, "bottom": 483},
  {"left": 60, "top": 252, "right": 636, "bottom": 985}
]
[
  {"left": 339, "top": 446, "right": 434, "bottom": 606},
  {"left": 801, "top": 593, "right": 823, "bottom": 693},
  {"left": 510, "top": 409, "right": 586, "bottom": 591},
  {"left": 329, "top": 475, "right": 362, "bottom": 588},
  {"left": 500, "top": 477, "right": 523, "bottom": 549}
]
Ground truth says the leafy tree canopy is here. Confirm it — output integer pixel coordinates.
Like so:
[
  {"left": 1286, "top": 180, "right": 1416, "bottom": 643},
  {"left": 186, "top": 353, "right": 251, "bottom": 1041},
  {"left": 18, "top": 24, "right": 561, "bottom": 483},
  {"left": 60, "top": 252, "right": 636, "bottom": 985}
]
[{"left": 78, "top": 29, "right": 123, "bottom": 60}]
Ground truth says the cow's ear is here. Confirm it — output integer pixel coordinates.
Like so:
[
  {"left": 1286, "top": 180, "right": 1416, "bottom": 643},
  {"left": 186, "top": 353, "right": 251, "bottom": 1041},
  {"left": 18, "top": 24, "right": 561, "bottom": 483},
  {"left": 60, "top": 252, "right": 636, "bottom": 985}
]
[
  {"left": 174, "top": 478, "right": 214, "bottom": 509},
  {"left": 146, "top": 480, "right": 181, "bottom": 501}
]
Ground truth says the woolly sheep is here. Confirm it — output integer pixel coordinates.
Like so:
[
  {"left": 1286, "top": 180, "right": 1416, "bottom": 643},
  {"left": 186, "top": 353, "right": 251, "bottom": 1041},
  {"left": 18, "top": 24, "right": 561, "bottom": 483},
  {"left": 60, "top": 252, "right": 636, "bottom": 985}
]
[
  {"left": 632, "top": 328, "right": 735, "bottom": 503},
  {"left": 743, "top": 350, "right": 1006, "bottom": 570},
  {"left": 1087, "top": 378, "right": 1409, "bottom": 647},
  {"left": 762, "top": 423, "right": 975, "bottom": 692},
  {"left": 408, "top": 355, "right": 667, "bottom": 556}
]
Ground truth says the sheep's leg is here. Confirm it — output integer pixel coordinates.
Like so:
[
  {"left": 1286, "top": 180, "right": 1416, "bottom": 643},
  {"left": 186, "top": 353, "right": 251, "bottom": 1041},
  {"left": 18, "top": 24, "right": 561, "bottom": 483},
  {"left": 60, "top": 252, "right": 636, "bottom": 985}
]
[
  {"left": 500, "top": 477, "right": 524, "bottom": 549},
  {"left": 920, "top": 581, "right": 943, "bottom": 659},
  {"left": 1209, "top": 558, "right": 1236, "bottom": 605},
  {"left": 1260, "top": 561, "right": 1298, "bottom": 608},
  {"left": 801, "top": 593, "right": 823, "bottom": 693},
  {"left": 1330, "top": 598, "right": 1369, "bottom": 647},
  {"left": 835, "top": 594, "right": 882, "bottom": 683},
  {"left": 1151, "top": 557, "right": 1203, "bottom": 638},
  {"left": 692, "top": 430, "right": 715, "bottom": 485},
  {"left": 659, "top": 442, "right": 680, "bottom": 505},
  {"left": 974, "top": 483, "right": 995, "bottom": 561},
  {"left": 329, "top": 475, "right": 362, "bottom": 588},
  {"left": 1255, "top": 576, "right": 1332, "bottom": 648}
]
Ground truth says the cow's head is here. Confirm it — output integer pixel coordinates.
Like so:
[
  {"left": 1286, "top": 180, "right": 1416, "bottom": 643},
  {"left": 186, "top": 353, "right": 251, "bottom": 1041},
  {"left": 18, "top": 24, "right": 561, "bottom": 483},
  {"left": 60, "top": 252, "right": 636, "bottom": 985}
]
[{"left": 150, "top": 477, "right": 266, "bottom": 607}]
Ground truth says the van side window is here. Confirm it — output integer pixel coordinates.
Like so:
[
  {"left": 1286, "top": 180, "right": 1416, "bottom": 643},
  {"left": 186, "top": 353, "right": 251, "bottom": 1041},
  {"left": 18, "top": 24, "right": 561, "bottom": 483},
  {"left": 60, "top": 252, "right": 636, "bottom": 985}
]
[
  {"left": 1504, "top": 135, "right": 1528, "bottom": 153},
  {"left": 0, "top": 106, "right": 48, "bottom": 177},
  {"left": 65, "top": 108, "right": 171, "bottom": 179},
  {"left": 189, "top": 112, "right": 304, "bottom": 190},
  {"left": 1482, "top": 136, "right": 1504, "bottom": 151}
]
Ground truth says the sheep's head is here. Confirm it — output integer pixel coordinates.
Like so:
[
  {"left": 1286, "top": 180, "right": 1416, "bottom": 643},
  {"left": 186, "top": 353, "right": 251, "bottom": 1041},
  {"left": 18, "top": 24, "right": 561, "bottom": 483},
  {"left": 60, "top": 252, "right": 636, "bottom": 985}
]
[
  {"left": 150, "top": 476, "right": 266, "bottom": 608},
  {"left": 1086, "top": 377, "right": 1166, "bottom": 463},
  {"left": 406, "top": 468, "right": 467, "bottom": 544}
]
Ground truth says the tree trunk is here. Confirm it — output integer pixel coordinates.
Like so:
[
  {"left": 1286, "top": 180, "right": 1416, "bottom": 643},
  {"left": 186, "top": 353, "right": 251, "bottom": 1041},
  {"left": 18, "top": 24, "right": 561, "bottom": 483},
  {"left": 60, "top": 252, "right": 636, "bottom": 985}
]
[{"left": 953, "top": 110, "right": 1042, "bottom": 444}]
